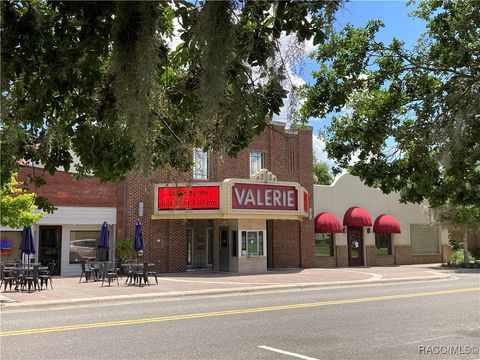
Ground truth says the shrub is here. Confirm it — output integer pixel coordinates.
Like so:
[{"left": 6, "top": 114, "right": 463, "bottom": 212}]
[
  {"left": 115, "top": 237, "right": 135, "bottom": 261},
  {"left": 450, "top": 249, "right": 476, "bottom": 267}
]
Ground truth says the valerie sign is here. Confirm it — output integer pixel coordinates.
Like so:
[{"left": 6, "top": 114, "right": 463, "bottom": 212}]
[
  {"left": 231, "top": 183, "right": 298, "bottom": 211},
  {"left": 157, "top": 186, "right": 220, "bottom": 210}
]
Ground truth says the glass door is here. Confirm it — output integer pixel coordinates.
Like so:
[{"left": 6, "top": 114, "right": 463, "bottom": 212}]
[
  {"left": 39, "top": 226, "right": 62, "bottom": 275},
  {"left": 347, "top": 227, "right": 364, "bottom": 266}
]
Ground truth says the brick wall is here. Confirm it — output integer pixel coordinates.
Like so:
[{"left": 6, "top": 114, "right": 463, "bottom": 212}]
[
  {"left": 125, "top": 122, "right": 314, "bottom": 272},
  {"left": 394, "top": 245, "right": 413, "bottom": 265},
  {"left": 18, "top": 167, "right": 118, "bottom": 208}
]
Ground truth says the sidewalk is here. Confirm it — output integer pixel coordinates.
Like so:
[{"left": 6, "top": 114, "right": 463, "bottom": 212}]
[{"left": 0, "top": 264, "right": 455, "bottom": 313}]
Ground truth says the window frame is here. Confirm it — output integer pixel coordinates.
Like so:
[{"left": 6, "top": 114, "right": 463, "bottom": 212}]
[
  {"left": 410, "top": 224, "right": 440, "bottom": 255},
  {"left": 375, "top": 233, "right": 392, "bottom": 256},
  {"left": 69, "top": 230, "right": 107, "bottom": 264},
  {"left": 193, "top": 148, "right": 209, "bottom": 180},
  {"left": 239, "top": 230, "right": 265, "bottom": 257},
  {"left": 314, "top": 233, "right": 335, "bottom": 257},
  {"left": 249, "top": 151, "right": 264, "bottom": 176}
]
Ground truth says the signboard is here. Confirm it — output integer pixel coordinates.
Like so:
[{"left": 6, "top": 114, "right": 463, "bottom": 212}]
[
  {"left": 157, "top": 186, "right": 220, "bottom": 210},
  {"left": 231, "top": 183, "right": 298, "bottom": 211}
]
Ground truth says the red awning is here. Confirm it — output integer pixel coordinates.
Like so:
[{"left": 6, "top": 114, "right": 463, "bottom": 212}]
[
  {"left": 373, "top": 214, "right": 401, "bottom": 234},
  {"left": 343, "top": 207, "right": 372, "bottom": 227},
  {"left": 314, "top": 212, "right": 343, "bottom": 233}
]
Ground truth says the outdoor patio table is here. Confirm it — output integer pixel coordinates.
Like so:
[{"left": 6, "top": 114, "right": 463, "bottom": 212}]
[
  {"left": 121, "top": 263, "right": 147, "bottom": 286},
  {"left": 88, "top": 261, "right": 101, "bottom": 281}
]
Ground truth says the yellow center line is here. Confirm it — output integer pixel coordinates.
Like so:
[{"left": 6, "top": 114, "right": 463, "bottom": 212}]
[{"left": 2, "top": 287, "right": 478, "bottom": 337}]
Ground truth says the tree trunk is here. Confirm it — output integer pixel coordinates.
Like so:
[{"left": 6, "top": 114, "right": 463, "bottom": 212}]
[{"left": 463, "top": 229, "right": 469, "bottom": 267}]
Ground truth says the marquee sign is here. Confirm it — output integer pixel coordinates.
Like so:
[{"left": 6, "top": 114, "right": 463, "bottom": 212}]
[
  {"left": 231, "top": 183, "right": 298, "bottom": 211},
  {"left": 157, "top": 186, "right": 220, "bottom": 211}
]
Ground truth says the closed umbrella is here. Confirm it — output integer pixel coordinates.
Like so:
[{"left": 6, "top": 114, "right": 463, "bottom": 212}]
[
  {"left": 98, "top": 221, "right": 110, "bottom": 261},
  {"left": 134, "top": 220, "right": 144, "bottom": 263},
  {"left": 98, "top": 221, "right": 110, "bottom": 249},
  {"left": 20, "top": 227, "right": 36, "bottom": 265}
]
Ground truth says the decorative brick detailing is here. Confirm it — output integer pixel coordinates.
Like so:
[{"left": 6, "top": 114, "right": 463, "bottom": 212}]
[
  {"left": 394, "top": 245, "right": 413, "bottom": 265},
  {"left": 366, "top": 245, "right": 377, "bottom": 266},
  {"left": 315, "top": 256, "right": 336, "bottom": 267},
  {"left": 336, "top": 245, "right": 348, "bottom": 267},
  {"left": 376, "top": 255, "right": 394, "bottom": 266},
  {"left": 412, "top": 255, "right": 442, "bottom": 264}
]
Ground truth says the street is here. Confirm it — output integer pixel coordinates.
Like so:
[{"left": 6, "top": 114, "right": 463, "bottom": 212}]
[{"left": 1, "top": 274, "right": 479, "bottom": 360}]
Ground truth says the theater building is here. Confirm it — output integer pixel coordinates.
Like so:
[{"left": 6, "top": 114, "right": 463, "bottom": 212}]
[
  {"left": 313, "top": 173, "right": 451, "bottom": 267},
  {"left": 122, "top": 122, "right": 314, "bottom": 273},
  {"left": 1, "top": 122, "right": 314, "bottom": 275}
]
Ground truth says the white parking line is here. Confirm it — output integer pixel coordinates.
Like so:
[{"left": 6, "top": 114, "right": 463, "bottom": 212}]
[{"left": 258, "top": 345, "right": 320, "bottom": 360}]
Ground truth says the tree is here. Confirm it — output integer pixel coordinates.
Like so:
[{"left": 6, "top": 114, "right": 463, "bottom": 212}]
[
  {"left": 432, "top": 203, "right": 480, "bottom": 266},
  {"left": 313, "top": 158, "right": 333, "bottom": 185},
  {"left": 301, "top": 0, "right": 480, "bottom": 209},
  {"left": 0, "top": 173, "right": 44, "bottom": 228},
  {"left": 1, "top": 0, "right": 341, "bottom": 206}
]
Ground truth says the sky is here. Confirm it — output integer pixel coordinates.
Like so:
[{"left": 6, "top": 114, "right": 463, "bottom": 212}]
[{"left": 273, "top": 0, "right": 427, "bottom": 165}]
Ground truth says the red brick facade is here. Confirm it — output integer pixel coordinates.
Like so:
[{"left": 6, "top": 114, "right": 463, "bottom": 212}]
[
  {"left": 119, "top": 123, "right": 314, "bottom": 272},
  {"left": 18, "top": 122, "right": 314, "bottom": 273}
]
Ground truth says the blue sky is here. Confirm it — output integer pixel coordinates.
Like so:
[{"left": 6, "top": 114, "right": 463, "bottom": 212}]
[{"left": 300, "top": 0, "right": 427, "bottom": 164}]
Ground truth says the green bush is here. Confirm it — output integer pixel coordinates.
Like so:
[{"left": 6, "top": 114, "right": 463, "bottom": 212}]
[
  {"left": 450, "top": 249, "right": 475, "bottom": 267},
  {"left": 115, "top": 237, "right": 135, "bottom": 261}
]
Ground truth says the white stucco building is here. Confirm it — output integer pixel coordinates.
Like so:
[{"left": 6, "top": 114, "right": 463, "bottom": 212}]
[{"left": 313, "top": 173, "right": 450, "bottom": 267}]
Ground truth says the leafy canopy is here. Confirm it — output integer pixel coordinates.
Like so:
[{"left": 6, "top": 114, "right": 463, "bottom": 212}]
[
  {"left": 302, "top": 0, "right": 480, "bottom": 209},
  {"left": 1, "top": 0, "right": 341, "bottom": 199},
  {"left": 313, "top": 158, "right": 333, "bottom": 185},
  {"left": 0, "top": 173, "right": 44, "bottom": 228}
]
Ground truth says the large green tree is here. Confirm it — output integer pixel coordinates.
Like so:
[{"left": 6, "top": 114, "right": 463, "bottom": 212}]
[
  {"left": 302, "top": 0, "right": 479, "bottom": 209},
  {"left": 1, "top": 0, "right": 340, "bottom": 207}
]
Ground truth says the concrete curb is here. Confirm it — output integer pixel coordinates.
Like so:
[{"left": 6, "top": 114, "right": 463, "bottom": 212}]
[{"left": 0, "top": 274, "right": 452, "bottom": 313}]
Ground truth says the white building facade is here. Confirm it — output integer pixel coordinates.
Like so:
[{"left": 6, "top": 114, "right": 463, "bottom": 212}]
[{"left": 313, "top": 173, "right": 450, "bottom": 267}]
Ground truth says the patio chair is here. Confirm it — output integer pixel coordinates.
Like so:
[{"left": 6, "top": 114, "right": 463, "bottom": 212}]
[
  {"left": 1, "top": 267, "right": 21, "bottom": 292},
  {"left": 145, "top": 263, "right": 158, "bottom": 285},
  {"left": 21, "top": 265, "right": 40, "bottom": 293},
  {"left": 38, "top": 261, "right": 55, "bottom": 289},
  {"left": 101, "top": 261, "right": 119, "bottom": 287},
  {"left": 79, "top": 261, "right": 93, "bottom": 282}
]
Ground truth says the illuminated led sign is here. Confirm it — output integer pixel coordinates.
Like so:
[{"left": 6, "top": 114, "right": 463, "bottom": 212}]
[{"left": 157, "top": 186, "right": 220, "bottom": 210}]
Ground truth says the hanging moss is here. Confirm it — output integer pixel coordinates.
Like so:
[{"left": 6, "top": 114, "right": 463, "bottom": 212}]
[{"left": 111, "top": 1, "right": 163, "bottom": 173}]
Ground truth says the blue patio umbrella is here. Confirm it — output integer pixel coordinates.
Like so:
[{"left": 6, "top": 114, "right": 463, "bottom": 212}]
[
  {"left": 20, "top": 227, "right": 36, "bottom": 264},
  {"left": 98, "top": 221, "right": 110, "bottom": 250},
  {"left": 134, "top": 220, "right": 144, "bottom": 262}
]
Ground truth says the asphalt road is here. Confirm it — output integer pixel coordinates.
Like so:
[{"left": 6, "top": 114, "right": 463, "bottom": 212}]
[{"left": 1, "top": 273, "right": 479, "bottom": 360}]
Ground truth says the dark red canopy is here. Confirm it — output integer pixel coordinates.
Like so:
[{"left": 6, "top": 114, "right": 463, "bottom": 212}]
[
  {"left": 373, "top": 214, "right": 401, "bottom": 234},
  {"left": 314, "top": 212, "right": 343, "bottom": 233},
  {"left": 343, "top": 207, "right": 372, "bottom": 227}
]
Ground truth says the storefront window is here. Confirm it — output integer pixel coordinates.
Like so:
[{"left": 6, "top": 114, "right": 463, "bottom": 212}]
[
  {"left": 69, "top": 231, "right": 107, "bottom": 264},
  {"left": 250, "top": 152, "right": 264, "bottom": 176},
  {"left": 0, "top": 231, "right": 22, "bottom": 262},
  {"left": 315, "top": 233, "right": 334, "bottom": 257},
  {"left": 375, "top": 233, "right": 392, "bottom": 255},
  {"left": 240, "top": 231, "right": 264, "bottom": 256}
]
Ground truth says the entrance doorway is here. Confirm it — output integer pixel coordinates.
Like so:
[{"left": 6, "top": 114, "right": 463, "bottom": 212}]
[
  {"left": 39, "top": 226, "right": 61, "bottom": 275},
  {"left": 186, "top": 220, "right": 213, "bottom": 269},
  {"left": 347, "top": 226, "right": 364, "bottom": 266}
]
